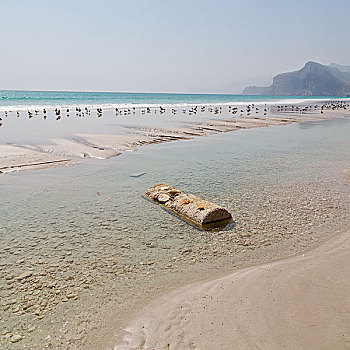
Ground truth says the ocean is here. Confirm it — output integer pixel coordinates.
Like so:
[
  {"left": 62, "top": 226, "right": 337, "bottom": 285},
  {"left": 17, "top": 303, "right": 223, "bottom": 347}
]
[{"left": 0, "top": 90, "right": 345, "bottom": 111}]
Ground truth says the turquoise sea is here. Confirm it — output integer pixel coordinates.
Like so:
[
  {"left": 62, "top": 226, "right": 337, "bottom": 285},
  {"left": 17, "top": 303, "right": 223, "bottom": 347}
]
[{"left": 0, "top": 90, "right": 346, "bottom": 111}]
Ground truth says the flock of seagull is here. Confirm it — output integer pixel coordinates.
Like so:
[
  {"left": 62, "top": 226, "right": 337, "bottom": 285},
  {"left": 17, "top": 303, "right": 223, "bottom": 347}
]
[
  {"left": 275, "top": 101, "right": 349, "bottom": 114},
  {"left": 0, "top": 101, "right": 349, "bottom": 128}
]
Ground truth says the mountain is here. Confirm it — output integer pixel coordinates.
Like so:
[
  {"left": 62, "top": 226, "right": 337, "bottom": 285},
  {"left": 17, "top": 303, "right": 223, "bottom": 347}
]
[
  {"left": 243, "top": 61, "right": 350, "bottom": 96},
  {"left": 329, "top": 63, "right": 350, "bottom": 74}
]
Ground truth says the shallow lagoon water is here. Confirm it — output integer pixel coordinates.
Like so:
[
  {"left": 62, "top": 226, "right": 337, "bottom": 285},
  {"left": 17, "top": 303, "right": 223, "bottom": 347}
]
[{"left": 0, "top": 117, "right": 350, "bottom": 349}]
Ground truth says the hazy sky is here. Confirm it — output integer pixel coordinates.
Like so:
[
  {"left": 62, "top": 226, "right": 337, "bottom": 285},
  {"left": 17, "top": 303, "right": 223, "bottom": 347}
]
[{"left": 1, "top": 0, "right": 349, "bottom": 93}]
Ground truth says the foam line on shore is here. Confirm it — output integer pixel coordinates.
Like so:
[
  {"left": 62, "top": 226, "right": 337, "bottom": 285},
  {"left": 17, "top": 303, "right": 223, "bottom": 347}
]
[{"left": 0, "top": 97, "right": 349, "bottom": 112}]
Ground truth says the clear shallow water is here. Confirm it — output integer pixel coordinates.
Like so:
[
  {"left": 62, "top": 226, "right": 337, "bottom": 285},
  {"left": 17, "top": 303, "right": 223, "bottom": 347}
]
[
  {"left": 0, "top": 90, "right": 347, "bottom": 111},
  {"left": 0, "top": 118, "right": 350, "bottom": 349}
]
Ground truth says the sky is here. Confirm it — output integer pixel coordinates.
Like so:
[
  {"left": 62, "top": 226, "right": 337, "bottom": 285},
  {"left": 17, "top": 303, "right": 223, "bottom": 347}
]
[{"left": 1, "top": 0, "right": 350, "bottom": 93}]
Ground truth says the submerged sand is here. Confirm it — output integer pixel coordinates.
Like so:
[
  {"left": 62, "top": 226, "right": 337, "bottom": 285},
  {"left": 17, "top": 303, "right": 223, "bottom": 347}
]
[{"left": 113, "top": 229, "right": 350, "bottom": 350}]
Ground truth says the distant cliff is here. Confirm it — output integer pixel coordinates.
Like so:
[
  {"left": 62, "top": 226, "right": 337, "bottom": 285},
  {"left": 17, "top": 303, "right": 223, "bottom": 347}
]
[{"left": 243, "top": 61, "right": 350, "bottom": 96}]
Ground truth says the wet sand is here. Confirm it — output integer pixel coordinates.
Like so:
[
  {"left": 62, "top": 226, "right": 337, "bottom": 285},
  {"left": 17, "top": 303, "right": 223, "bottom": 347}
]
[
  {"left": 1, "top": 102, "right": 349, "bottom": 174},
  {"left": 112, "top": 229, "right": 350, "bottom": 349},
  {"left": 0, "top": 145, "right": 74, "bottom": 174}
]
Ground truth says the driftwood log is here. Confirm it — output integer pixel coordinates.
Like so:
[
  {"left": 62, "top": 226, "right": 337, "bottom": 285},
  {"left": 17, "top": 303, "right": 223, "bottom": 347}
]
[{"left": 144, "top": 183, "right": 232, "bottom": 229}]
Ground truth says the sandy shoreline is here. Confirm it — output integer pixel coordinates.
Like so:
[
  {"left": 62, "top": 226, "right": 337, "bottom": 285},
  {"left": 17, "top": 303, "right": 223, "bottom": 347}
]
[
  {"left": 0, "top": 145, "right": 75, "bottom": 174},
  {"left": 111, "top": 227, "right": 350, "bottom": 350},
  {"left": 0, "top": 102, "right": 349, "bottom": 175}
]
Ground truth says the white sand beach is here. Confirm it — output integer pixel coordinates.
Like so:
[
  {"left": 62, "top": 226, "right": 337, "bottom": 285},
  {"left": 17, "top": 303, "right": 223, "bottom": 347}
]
[
  {"left": 0, "top": 144, "right": 74, "bottom": 174},
  {"left": 113, "top": 228, "right": 350, "bottom": 350},
  {"left": 0, "top": 103, "right": 348, "bottom": 174}
]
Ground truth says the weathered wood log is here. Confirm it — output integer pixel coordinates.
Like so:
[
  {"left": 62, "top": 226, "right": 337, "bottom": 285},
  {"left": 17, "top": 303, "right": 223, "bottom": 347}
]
[{"left": 144, "top": 183, "right": 232, "bottom": 229}]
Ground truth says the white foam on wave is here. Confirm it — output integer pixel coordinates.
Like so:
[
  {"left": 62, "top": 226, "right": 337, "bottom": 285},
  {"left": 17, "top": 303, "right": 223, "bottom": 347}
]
[{"left": 0, "top": 97, "right": 348, "bottom": 112}]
